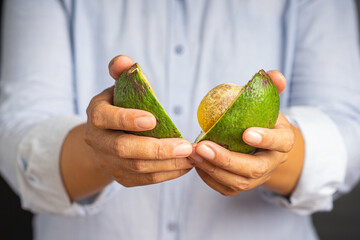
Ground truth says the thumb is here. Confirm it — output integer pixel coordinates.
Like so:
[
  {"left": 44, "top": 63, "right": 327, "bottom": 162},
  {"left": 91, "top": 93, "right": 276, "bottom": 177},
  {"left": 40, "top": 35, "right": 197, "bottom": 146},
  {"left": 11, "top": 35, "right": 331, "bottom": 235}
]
[
  {"left": 267, "top": 70, "right": 286, "bottom": 94},
  {"left": 108, "top": 55, "right": 135, "bottom": 80}
]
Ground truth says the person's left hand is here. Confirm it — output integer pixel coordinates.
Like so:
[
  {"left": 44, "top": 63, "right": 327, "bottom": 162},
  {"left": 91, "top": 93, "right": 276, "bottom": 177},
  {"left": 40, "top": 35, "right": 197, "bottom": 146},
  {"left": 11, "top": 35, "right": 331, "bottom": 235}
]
[{"left": 189, "top": 71, "right": 295, "bottom": 196}]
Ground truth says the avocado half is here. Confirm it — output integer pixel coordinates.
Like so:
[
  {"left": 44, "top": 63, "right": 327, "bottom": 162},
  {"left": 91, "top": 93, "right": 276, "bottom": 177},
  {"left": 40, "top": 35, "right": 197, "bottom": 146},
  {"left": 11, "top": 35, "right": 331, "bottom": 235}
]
[
  {"left": 195, "top": 70, "right": 280, "bottom": 153},
  {"left": 113, "top": 63, "right": 182, "bottom": 138}
]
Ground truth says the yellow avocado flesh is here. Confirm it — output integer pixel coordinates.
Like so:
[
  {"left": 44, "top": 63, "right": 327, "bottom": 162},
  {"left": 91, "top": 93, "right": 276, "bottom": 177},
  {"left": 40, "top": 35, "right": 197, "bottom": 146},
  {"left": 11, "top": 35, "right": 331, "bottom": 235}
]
[{"left": 197, "top": 83, "right": 243, "bottom": 132}]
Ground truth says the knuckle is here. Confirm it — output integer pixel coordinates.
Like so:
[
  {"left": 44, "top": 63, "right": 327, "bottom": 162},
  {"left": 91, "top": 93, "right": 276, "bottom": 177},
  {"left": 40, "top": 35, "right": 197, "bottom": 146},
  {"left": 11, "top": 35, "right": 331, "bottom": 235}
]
[
  {"left": 232, "top": 180, "right": 250, "bottom": 192},
  {"left": 152, "top": 140, "right": 164, "bottom": 159},
  {"left": 114, "top": 135, "right": 127, "bottom": 158},
  {"left": 172, "top": 158, "right": 179, "bottom": 169},
  {"left": 207, "top": 164, "right": 217, "bottom": 174},
  {"left": 86, "top": 97, "right": 98, "bottom": 117},
  {"left": 147, "top": 173, "right": 161, "bottom": 183},
  {"left": 223, "top": 155, "right": 232, "bottom": 169},
  {"left": 90, "top": 104, "right": 104, "bottom": 128},
  {"left": 116, "top": 110, "right": 130, "bottom": 129},
  {"left": 91, "top": 94, "right": 102, "bottom": 103},
  {"left": 251, "top": 162, "right": 268, "bottom": 178},
  {"left": 220, "top": 189, "right": 237, "bottom": 197},
  {"left": 131, "top": 160, "right": 148, "bottom": 173}
]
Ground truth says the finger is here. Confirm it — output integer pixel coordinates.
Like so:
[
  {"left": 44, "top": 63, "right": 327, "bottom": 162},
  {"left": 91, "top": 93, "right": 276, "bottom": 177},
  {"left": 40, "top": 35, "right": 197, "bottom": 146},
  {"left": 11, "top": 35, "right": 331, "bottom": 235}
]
[
  {"left": 108, "top": 55, "right": 135, "bottom": 80},
  {"left": 116, "top": 169, "right": 191, "bottom": 187},
  {"left": 87, "top": 86, "right": 156, "bottom": 131},
  {"left": 197, "top": 166, "right": 272, "bottom": 196},
  {"left": 196, "top": 168, "right": 238, "bottom": 196},
  {"left": 117, "top": 157, "right": 194, "bottom": 173},
  {"left": 267, "top": 70, "right": 286, "bottom": 94},
  {"left": 89, "top": 102, "right": 156, "bottom": 131},
  {"left": 194, "top": 141, "right": 283, "bottom": 178},
  {"left": 243, "top": 127, "right": 294, "bottom": 153},
  {"left": 91, "top": 131, "right": 193, "bottom": 160},
  {"left": 243, "top": 114, "right": 295, "bottom": 152},
  {"left": 196, "top": 150, "right": 280, "bottom": 189},
  {"left": 195, "top": 160, "right": 251, "bottom": 192}
]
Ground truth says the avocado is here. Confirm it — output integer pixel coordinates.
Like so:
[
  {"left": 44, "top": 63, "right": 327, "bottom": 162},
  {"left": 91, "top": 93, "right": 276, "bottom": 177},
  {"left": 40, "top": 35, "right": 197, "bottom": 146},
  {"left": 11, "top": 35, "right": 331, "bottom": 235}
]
[
  {"left": 195, "top": 70, "right": 280, "bottom": 153},
  {"left": 113, "top": 63, "right": 182, "bottom": 138}
]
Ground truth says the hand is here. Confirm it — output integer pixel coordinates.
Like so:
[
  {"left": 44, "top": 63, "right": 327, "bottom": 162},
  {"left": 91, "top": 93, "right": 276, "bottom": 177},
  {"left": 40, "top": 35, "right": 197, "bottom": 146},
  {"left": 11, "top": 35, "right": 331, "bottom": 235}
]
[
  {"left": 189, "top": 71, "right": 302, "bottom": 196},
  {"left": 84, "top": 55, "right": 193, "bottom": 187}
]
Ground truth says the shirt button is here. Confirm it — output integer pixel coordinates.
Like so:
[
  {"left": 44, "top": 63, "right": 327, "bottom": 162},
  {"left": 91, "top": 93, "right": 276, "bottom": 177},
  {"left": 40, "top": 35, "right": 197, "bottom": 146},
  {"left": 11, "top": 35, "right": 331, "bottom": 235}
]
[
  {"left": 167, "top": 222, "right": 178, "bottom": 232},
  {"left": 173, "top": 105, "right": 183, "bottom": 115},
  {"left": 174, "top": 44, "right": 184, "bottom": 55}
]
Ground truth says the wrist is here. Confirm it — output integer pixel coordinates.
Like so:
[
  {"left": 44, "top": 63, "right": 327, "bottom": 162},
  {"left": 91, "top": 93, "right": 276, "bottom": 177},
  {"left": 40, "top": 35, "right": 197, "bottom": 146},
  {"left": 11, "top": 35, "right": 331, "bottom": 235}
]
[
  {"left": 61, "top": 123, "right": 114, "bottom": 201},
  {"left": 262, "top": 125, "right": 304, "bottom": 196}
]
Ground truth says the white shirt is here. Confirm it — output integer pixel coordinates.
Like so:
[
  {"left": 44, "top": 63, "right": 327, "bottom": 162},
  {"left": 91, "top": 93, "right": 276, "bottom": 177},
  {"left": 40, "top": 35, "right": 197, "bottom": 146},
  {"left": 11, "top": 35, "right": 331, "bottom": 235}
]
[{"left": 1, "top": 0, "right": 360, "bottom": 239}]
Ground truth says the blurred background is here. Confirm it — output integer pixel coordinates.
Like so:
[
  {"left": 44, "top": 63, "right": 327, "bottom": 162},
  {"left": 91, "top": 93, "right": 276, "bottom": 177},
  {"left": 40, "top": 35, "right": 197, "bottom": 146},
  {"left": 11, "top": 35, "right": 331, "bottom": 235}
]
[{"left": 1, "top": 1, "right": 360, "bottom": 239}]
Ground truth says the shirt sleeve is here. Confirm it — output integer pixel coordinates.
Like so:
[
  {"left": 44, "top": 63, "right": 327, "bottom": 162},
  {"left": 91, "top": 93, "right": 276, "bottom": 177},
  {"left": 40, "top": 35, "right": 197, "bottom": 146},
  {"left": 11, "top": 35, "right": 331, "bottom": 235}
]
[
  {"left": 0, "top": 0, "right": 119, "bottom": 216},
  {"left": 260, "top": 0, "right": 360, "bottom": 214},
  {"left": 260, "top": 106, "right": 347, "bottom": 214},
  {"left": 17, "top": 116, "right": 122, "bottom": 216}
]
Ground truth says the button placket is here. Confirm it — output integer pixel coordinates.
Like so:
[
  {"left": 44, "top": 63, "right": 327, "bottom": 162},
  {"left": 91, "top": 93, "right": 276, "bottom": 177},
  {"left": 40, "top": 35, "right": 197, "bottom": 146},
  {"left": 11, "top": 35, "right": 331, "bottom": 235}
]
[
  {"left": 158, "top": 1, "right": 188, "bottom": 240},
  {"left": 175, "top": 44, "right": 184, "bottom": 55},
  {"left": 167, "top": 0, "right": 189, "bottom": 129},
  {"left": 167, "top": 222, "right": 178, "bottom": 232},
  {"left": 173, "top": 105, "right": 183, "bottom": 115}
]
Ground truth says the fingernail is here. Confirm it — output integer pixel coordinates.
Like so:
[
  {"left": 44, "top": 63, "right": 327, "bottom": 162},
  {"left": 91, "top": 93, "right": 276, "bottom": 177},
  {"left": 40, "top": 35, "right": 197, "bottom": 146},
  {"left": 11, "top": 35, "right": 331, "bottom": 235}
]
[
  {"left": 197, "top": 145, "right": 215, "bottom": 160},
  {"left": 135, "top": 117, "right": 155, "bottom": 130},
  {"left": 108, "top": 55, "right": 122, "bottom": 68},
  {"left": 245, "top": 131, "right": 262, "bottom": 144},
  {"left": 278, "top": 71, "right": 285, "bottom": 80},
  {"left": 108, "top": 56, "right": 121, "bottom": 77},
  {"left": 174, "top": 143, "right": 192, "bottom": 157}
]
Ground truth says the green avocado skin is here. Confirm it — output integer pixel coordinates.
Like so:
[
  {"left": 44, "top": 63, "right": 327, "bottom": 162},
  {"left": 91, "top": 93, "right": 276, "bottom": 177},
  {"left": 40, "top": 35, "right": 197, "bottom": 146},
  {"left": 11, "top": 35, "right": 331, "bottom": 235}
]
[
  {"left": 113, "top": 63, "right": 182, "bottom": 138},
  {"left": 196, "top": 70, "right": 280, "bottom": 153}
]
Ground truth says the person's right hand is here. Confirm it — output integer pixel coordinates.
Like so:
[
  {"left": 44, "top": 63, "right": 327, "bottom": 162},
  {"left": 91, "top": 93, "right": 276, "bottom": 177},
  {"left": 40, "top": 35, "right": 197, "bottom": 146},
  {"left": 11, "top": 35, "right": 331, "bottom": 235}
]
[{"left": 84, "top": 56, "right": 193, "bottom": 187}]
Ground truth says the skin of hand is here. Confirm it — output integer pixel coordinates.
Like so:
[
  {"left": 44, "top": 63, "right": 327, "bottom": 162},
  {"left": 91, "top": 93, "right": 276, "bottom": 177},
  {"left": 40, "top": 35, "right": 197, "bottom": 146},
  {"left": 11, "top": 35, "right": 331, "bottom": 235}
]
[
  {"left": 61, "top": 55, "right": 193, "bottom": 201},
  {"left": 189, "top": 71, "right": 305, "bottom": 197}
]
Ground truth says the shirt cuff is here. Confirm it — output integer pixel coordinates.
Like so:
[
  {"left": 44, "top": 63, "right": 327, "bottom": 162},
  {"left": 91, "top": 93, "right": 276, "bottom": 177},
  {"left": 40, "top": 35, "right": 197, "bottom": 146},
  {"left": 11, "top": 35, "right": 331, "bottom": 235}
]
[
  {"left": 17, "top": 116, "right": 121, "bottom": 216},
  {"left": 259, "top": 106, "right": 347, "bottom": 215}
]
